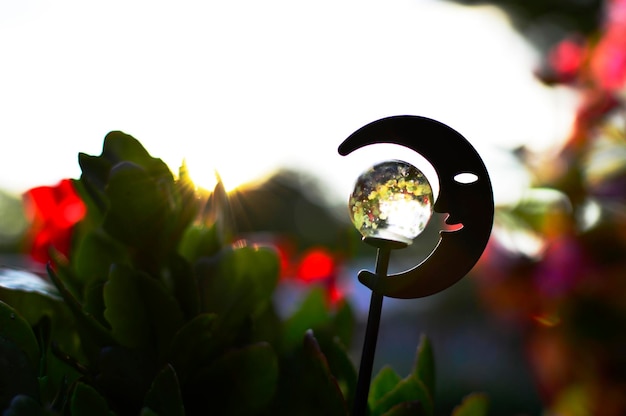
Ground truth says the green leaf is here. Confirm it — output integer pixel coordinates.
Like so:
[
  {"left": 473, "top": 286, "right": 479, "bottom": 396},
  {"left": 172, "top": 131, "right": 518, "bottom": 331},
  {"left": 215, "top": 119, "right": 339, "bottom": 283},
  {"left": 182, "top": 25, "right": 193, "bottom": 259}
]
[
  {"left": 451, "top": 393, "right": 489, "bottom": 416},
  {"left": 166, "top": 313, "right": 217, "bottom": 382},
  {"left": 300, "top": 330, "right": 348, "bottom": 416},
  {"left": 0, "top": 283, "right": 65, "bottom": 330},
  {"left": 414, "top": 334, "right": 435, "bottom": 399},
  {"left": 266, "top": 329, "right": 349, "bottom": 416},
  {"left": 382, "top": 401, "right": 424, "bottom": 416},
  {"left": 0, "top": 268, "right": 74, "bottom": 346},
  {"left": 372, "top": 375, "right": 433, "bottom": 416},
  {"left": 33, "top": 316, "right": 51, "bottom": 375},
  {"left": 197, "top": 342, "right": 278, "bottom": 415},
  {"left": 77, "top": 131, "right": 175, "bottom": 220},
  {"left": 178, "top": 224, "right": 221, "bottom": 263},
  {"left": 369, "top": 366, "right": 402, "bottom": 409},
  {"left": 70, "top": 382, "right": 110, "bottom": 416},
  {"left": 96, "top": 346, "right": 154, "bottom": 411},
  {"left": 101, "top": 131, "right": 171, "bottom": 179},
  {"left": 79, "top": 131, "right": 171, "bottom": 191},
  {"left": 103, "top": 264, "right": 184, "bottom": 352},
  {"left": 73, "top": 230, "right": 129, "bottom": 285},
  {"left": 0, "top": 300, "right": 40, "bottom": 369},
  {"left": 196, "top": 245, "right": 279, "bottom": 338},
  {"left": 0, "top": 302, "right": 40, "bottom": 410},
  {"left": 103, "top": 162, "right": 174, "bottom": 253},
  {"left": 78, "top": 152, "right": 112, "bottom": 196},
  {"left": 332, "top": 298, "right": 355, "bottom": 348},
  {"left": 82, "top": 279, "right": 109, "bottom": 329},
  {"left": 138, "top": 272, "right": 185, "bottom": 355},
  {"left": 206, "top": 177, "right": 236, "bottom": 245},
  {"left": 143, "top": 364, "right": 185, "bottom": 416},
  {"left": 0, "top": 270, "right": 82, "bottom": 382},
  {"left": 247, "top": 298, "right": 282, "bottom": 347},
  {"left": 73, "top": 230, "right": 130, "bottom": 327},
  {"left": 174, "top": 160, "right": 200, "bottom": 240},
  {"left": 74, "top": 164, "right": 108, "bottom": 222},
  {"left": 282, "top": 287, "right": 329, "bottom": 350},
  {"left": 47, "top": 264, "right": 114, "bottom": 361},
  {"left": 317, "top": 335, "right": 357, "bottom": 408},
  {"left": 103, "top": 264, "right": 151, "bottom": 349},
  {"left": 164, "top": 253, "right": 200, "bottom": 320}
]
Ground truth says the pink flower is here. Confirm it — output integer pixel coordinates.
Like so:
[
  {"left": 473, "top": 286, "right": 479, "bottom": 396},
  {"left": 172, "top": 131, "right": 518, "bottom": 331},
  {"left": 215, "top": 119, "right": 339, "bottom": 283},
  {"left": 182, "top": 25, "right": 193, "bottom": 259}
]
[
  {"left": 534, "top": 235, "right": 589, "bottom": 298},
  {"left": 591, "top": 29, "right": 626, "bottom": 90},
  {"left": 590, "top": 0, "right": 626, "bottom": 90},
  {"left": 548, "top": 38, "right": 586, "bottom": 82}
]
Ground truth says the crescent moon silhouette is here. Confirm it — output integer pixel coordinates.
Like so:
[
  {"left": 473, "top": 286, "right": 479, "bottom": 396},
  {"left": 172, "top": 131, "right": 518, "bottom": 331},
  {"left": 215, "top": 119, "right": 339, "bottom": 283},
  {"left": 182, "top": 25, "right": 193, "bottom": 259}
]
[{"left": 339, "top": 115, "right": 494, "bottom": 299}]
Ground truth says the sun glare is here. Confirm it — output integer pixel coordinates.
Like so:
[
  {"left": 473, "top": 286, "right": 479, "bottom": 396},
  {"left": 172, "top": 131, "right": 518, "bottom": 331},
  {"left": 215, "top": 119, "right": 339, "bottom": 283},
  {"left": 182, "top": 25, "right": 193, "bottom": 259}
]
[
  {"left": 182, "top": 155, "right": 273, "bottom": 193},
  {"left": 0, "top": 1, "right": 575, "bottom": 205}
]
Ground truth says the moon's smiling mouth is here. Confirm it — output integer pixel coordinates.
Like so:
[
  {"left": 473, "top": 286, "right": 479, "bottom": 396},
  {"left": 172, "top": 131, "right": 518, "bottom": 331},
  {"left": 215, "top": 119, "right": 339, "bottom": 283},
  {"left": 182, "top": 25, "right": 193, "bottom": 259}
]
[{"left": 442, "top": 214, "right": 464, "bottom": 232}]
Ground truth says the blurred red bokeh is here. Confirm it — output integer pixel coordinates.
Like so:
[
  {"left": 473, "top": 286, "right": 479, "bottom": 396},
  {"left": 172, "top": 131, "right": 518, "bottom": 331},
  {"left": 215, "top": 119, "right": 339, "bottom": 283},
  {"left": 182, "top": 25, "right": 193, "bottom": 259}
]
[{"left": 477, "top": 0, "right": 626, "bottom": 412}]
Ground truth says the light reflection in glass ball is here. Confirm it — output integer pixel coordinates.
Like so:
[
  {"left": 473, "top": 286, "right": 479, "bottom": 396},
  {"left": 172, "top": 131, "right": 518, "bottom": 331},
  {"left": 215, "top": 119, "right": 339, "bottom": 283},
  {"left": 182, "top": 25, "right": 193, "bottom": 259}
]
[{"left": 349, "top": 160, "right": 434, "bottom": 245}]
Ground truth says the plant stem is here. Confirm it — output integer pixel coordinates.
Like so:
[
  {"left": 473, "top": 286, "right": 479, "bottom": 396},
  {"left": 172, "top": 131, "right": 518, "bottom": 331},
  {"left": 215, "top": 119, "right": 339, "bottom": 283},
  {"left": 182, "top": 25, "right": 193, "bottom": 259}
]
[{"left": 353, "top": 246, "right": 391, "bottom": 416}]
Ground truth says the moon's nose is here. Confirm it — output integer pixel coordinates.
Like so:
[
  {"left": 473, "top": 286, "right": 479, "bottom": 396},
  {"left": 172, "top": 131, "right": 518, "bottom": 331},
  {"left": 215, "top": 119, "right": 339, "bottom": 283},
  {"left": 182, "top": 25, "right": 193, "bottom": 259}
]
[{"left": 443, "top": 214, "right": 464, "bottom": 232}]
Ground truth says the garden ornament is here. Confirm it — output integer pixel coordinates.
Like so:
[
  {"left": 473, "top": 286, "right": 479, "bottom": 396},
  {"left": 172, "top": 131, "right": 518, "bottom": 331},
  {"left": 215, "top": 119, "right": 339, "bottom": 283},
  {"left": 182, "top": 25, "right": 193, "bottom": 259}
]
[{"left": 339, "top": 115, "right": 494, "bottom": 415}]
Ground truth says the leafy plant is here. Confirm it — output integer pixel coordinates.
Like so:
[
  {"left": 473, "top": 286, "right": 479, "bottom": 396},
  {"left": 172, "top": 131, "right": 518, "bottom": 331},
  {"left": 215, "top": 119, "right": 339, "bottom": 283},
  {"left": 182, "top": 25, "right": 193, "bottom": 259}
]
[{"left": 0, "top": 131, "right": 486, "bottom": 415}]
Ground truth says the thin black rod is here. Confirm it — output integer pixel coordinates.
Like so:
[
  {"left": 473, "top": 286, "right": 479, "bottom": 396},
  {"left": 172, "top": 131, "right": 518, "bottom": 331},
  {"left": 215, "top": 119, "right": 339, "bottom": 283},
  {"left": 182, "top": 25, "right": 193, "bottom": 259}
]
[{"left": 353, "top": 246, "right": 392, "bottom": 416}]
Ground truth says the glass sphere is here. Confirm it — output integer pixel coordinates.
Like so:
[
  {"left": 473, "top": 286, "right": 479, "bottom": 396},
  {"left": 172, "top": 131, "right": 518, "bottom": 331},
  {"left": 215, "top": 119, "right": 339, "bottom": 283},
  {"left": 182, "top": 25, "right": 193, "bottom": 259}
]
[{"left": 349, "top": 160, "right": 434, "bottom": 245}]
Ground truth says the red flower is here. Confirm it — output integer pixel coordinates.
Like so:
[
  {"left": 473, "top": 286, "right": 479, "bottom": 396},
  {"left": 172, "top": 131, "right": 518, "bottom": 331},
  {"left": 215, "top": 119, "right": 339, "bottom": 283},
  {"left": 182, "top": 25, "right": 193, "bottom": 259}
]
[
  {"left": 271, "top": 246, "right": 342, "bottom": 306},
  {"left": 23, "top": 179, "right": 86, "bottom": 264},
  {"left": 295, "top": 248, "right": 336, "bottom": 283},
  {"left": 296, "top": 248, "right": 344, "bottom": 306}
]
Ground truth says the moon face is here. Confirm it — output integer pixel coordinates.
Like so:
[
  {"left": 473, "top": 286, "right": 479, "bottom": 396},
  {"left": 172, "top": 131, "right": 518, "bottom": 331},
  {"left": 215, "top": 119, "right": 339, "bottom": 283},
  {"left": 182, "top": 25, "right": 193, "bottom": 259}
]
[{"left": 339, "top": 115, "right": 494, "bottom": 299}]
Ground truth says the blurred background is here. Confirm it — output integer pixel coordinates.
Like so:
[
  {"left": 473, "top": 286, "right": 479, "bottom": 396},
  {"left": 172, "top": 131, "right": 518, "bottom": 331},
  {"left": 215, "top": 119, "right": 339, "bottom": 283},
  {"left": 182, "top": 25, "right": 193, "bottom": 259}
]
[
  {"left": 3, "top": 0, "right": 626, "bottom": 414},
  {"left": 0, "top": 0, "right": 575, "bottom": 199}
]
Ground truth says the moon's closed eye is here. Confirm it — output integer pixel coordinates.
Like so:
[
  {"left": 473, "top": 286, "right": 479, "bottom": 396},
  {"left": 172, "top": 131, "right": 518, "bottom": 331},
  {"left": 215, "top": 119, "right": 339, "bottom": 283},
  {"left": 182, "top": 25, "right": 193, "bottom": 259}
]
[{"left": 339, "top": 115, "right": 494, "bottom": 299}]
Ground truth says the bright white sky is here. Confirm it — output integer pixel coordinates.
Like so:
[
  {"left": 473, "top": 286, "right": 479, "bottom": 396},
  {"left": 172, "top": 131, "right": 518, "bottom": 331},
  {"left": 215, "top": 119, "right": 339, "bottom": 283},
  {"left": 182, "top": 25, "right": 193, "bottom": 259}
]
[{"left": 0, "top": 0, "right": 577, "bottom": 206}]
